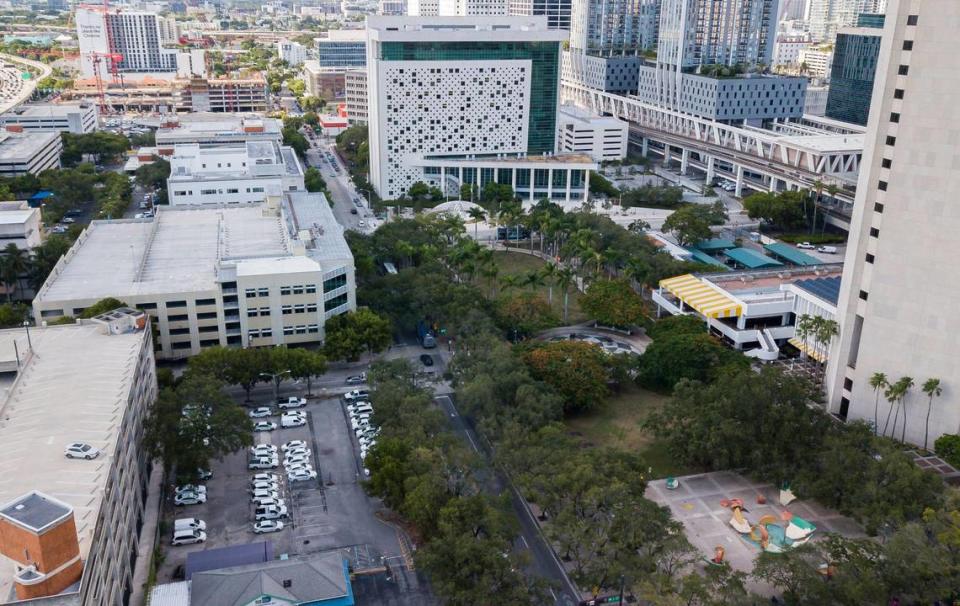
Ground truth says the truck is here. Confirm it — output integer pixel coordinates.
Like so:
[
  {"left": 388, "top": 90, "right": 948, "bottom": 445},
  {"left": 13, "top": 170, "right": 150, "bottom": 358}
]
[{"left": 417, "top": 320, "right": 437, "bottom": 349}]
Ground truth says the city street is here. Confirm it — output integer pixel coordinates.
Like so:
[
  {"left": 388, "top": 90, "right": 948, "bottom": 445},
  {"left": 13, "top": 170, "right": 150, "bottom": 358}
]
[{"left": 304, "top": 132, "right": 379, "bottom": 234}]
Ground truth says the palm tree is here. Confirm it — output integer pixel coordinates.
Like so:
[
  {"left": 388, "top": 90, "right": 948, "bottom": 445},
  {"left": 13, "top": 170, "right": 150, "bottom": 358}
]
[
  {"left": 868, "top": 372, "right": 889, "bottom": 436},
  {"left": 500, "top": 274, "right": 521, "bottom": 294},
  {"left": 897, "top": 377, "right": 915, "bottom": 444},
  {"left": 555, "top": 267, "right": 576, "bottom": 323},
  {"left": 522, "top": 270, "right": 544, "bottom": 292},
  {"left": 810, "top": 180, "right": 824, "bottom": 234},
  {"left": 921, "top": 378, "right": 942, "bottom": 451},
  {"left": 814, "top": 318, "right": 839, "bottom": 385},
  {"left": 540, "top": 263, "right": 557, "bottom": 305},
  {"left": 1, "top": 244, "right": 28, "bottom": 301},
  {"left": 882, "top": 382, "right": 900, "bottom": 439}
]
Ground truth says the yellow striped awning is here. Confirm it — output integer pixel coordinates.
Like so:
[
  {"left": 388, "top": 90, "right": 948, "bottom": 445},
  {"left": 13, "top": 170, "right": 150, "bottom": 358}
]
[
  {"left": 658, "top": 274, "right": 742, "bottom": 319},
  {"left": 788, "top": 337, "right": 828, "bottom": 363}
]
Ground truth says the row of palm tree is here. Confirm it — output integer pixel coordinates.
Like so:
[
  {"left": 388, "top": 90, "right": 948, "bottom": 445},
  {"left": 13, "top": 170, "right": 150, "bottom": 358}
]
[
  {"left": 870, "top": 373, "right": 944, "bottom": 450},
  {"left": 794, "top": 314, "right": 839, "bottom": 385}
]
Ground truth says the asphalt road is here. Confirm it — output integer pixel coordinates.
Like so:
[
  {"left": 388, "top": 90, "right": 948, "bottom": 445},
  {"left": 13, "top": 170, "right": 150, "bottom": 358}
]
[
  {"left": 303, "top": 133, "right": 379, "bottom": 234},
  {"left": 434, "top": 394, "right": 580, "bottom": 606}
]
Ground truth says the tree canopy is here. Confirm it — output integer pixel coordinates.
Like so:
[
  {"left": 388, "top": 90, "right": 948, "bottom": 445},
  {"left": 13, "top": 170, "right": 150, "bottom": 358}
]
[
  {"left": 580, "top": 278, "right": 646, "bottom": 328},
  {"left": 323, "top": 308, "right": 393, "bottom": 361},
  {"left": 662, "top": 202, "right": 728, "bottom": 247}
]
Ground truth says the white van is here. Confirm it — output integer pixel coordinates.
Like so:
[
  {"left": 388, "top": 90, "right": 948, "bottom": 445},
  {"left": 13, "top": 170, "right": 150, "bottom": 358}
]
[
  {"left": 350, "top": 404, "right": 373, "bottom": 416},
  {"left": 171, "top": 528, "right": 207, "bottom": 546},
  {"left": 817, "top": 245, "right": 838, "bottom": 254},
  {"left": 174, "top": 518, "right": 206, "bottom": 532}
]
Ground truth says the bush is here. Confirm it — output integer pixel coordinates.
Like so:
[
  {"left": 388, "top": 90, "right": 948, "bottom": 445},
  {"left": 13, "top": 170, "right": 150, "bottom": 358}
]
[{"left": 934, "top": 434, "right": 960, "bottom": 468}]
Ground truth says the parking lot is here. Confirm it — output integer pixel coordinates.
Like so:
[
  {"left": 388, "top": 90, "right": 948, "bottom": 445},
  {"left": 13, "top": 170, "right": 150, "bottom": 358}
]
[{"left": 156, "top": 388, "right": 404, "bottom": 582}]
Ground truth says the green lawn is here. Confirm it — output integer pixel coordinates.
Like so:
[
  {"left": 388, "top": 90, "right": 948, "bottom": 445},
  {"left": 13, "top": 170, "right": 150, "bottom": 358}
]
[
  {"left": 565, "top": 384, "right": 698, "bottom": 479},
  {"left": 482, "top": 251, "right": 587, "bottom": 323}
]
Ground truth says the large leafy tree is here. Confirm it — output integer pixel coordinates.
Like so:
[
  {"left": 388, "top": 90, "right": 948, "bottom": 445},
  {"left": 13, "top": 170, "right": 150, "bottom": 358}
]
[
  {"left": 580, "top": 278, "right": 645, "bottom": 328},
  {"left": 323, "top": 308, "right": 392, "bottom": 361},
  {"left": 521, "top": 340, "right": 610, "bottom": 414},
  {"left": 637, "top": 332, "right": 747, "bottom": 391},
  {"left": 661, "top": 202, "right": 728, "bottom": 247}
]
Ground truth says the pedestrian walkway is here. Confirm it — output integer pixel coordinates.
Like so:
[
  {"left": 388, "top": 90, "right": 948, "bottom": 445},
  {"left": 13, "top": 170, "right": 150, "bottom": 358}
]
[{"left": 130, "top": 462, "right": 164, "bottom": 606}]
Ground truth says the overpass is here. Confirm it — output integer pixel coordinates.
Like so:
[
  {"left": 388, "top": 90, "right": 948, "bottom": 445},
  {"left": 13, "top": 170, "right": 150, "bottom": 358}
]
[
  {"left": 0, "top": 53, "right": 52, "bottom": 115},
  {"left": 561, "top": 82, "right": 864, "bottom": 228}
]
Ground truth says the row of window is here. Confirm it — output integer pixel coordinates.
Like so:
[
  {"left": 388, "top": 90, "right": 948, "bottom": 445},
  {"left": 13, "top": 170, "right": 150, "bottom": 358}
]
[
  {"left": 282, "top": 303, "right": 319, "bottom": 314},
  {"left": 248, "top": 307, "right": 271, "bottom": 317},
  {"left": 173, "top": 187, "right": 265, "bottom": 197},
  {"left": 283, "top": 324, "right": 321, "bottom": 336}
]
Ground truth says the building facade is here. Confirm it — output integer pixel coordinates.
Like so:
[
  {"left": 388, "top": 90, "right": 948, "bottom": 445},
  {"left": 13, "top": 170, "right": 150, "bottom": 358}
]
[
  {"left": 303, "top": 61, "right": 347, "bottom": 101},
  {"left": 507, "top": 0, "right": 572, "bottom": 30},
  {"left": 277, "top": 40, "right": 308, "bottom": 66},
  {"left": 76, "top": 8, "right": 179, "bottom": 78},
  {"left": 0, "top": 129, "right": 61, "bottom": 177},
  {"left": 438, "top": 0, "right": 508, "bottom": 15},
  {"left": 344, "top": 69, "right": 368, "bottom": 123},
  {"left": 0, "top": 310, "right": 157, "bottom": 605},
  {"left": 557, "top": 104, "right": 628, "bottom": 162},
  {"left": 562, "top": 52, "right": 640, "bottom": 93},
  {"left": 176, "top": 76, "right": 271, "bottom": 113},
  {"left": 167, "top": 141, "right": 305, "bottom": 206},
  {"left": 316, "top": 31, "right": 367, "bottom": 68},
  {"left": 366, "top": 16, "right": 594, "bottom": 203},
  {"left": 569, "top": 0, "right": 658, "bottom": 56},
  {"left": 773, "top": 35, "right": 811, "bottom": 68},
  {"left": 798, "top": 44, "right": 834, "bottom": 78},
  {"left": 825, "top": 25, "right": 882, "bottom": 125},
  {"left": 0, "top": 103, "right": 98, "bottom": 134},
  {"left": 806, "top": 0, "right": 887, "bottom": 43},
  {"left": 826, "top": 0, "right": 959, "bottom": 446},
  {"left": 155, "top": 115, "right": 283, "bottom": 148},
  {"left": 34, "top": 196, "right": 356, "bottom": 360}
]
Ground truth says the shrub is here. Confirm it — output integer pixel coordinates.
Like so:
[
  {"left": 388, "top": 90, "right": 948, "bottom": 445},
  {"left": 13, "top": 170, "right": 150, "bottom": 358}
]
[{"left": 934, "top": 434, "right": 960, "bottom": 468}]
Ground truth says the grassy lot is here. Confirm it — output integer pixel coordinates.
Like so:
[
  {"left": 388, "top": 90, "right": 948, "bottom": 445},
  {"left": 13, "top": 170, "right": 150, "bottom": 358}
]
[
  {"left": 565, "top": 384, "right": 698, "bottom": 479},
  {"left": 481, "top": 251, "right": 588, "bottom": 323}
]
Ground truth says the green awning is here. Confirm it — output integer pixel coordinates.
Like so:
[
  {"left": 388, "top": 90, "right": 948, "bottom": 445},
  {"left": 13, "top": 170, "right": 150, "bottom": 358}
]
[
  {"left": 694, "top": 238, "right": 737, "bottom": 252},
  {"left": 685, "top": 248, "right": 728, "bottom": 268},
  {"left": 724, "top": 247, "right": 784, "bottom": 269},
  {"left": 763, "top": 242, "right": 822, "bottom": 266}
]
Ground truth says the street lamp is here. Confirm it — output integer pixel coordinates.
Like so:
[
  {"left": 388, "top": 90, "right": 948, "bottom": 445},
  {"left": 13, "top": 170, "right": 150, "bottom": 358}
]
[
  {"left": 22, "top": 321, "right": 32, "bottom": 353},
  {"left": 259, "top": 369, "right": 292, "bottom": 403}
]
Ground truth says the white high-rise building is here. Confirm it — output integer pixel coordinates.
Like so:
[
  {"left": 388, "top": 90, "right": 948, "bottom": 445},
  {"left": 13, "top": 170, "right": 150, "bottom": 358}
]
[
  {"left": 806, "top": 0, "right": 888, "bottom": 43},
  {"left": 407, "top": 0, "right": 440, "bottom": 14},
  {"left": 507, "top": 0, "right": 572, "bottom": 30},
  {"left": 76, "top": 8, "right": 181, "bottom": 78},
  {"left": 437, "top": 0, "right": 508, "bottom": 16},
  {"left": 826, "top": 0, "right": 959, "bottom": 447},
  {"left": 569, "top": 0, "right": 658, "bottom": 55},
  {"left": 277, "top": 40, "right": 308, "bottom": 66},
  {"left": 366, "top": 16, "right": 596, "bottom": 204}
]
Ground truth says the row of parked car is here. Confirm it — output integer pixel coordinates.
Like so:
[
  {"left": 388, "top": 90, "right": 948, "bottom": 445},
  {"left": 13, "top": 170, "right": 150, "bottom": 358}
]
[
  {"left": 249, "top": 396, "right": 309, "bottom": 431},
  {"left": 345, "top": 390, "right": 379, "bottom": 463}
]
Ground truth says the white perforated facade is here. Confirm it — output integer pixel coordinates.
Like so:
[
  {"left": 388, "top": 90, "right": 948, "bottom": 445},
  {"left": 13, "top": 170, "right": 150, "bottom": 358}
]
[{"left": 376, "top": 60, "right": 531, "bottom": 198}]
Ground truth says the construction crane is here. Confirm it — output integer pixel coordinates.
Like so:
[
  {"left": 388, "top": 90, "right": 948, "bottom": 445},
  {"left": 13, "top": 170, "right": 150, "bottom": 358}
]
[{"left": 88, "top": 52, "right": 124, "bottom": 113}]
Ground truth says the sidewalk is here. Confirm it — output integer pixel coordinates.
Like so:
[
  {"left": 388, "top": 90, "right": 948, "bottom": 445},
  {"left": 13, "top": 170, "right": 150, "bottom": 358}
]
[{"left": 130, "top": 462, "right": 164, "bottom": 606}]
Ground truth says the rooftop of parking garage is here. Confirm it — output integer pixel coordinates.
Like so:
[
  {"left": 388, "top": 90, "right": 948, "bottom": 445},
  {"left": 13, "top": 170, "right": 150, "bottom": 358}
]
[
  {"left": 777, "top": 132, "right": 865, "bottom": 153},
  {"left": 0, "top": 129, "right": 58, "bottom": 162}
]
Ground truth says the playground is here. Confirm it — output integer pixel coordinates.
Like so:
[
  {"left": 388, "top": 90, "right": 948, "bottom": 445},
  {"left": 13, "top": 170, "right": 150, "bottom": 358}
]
[{"left": 646, "top": 471, "right": 864, "bottom": 587}]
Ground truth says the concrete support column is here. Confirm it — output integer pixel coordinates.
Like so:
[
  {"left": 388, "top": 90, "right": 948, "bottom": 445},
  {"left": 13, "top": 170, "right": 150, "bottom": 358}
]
[
  {"left": 734, "top": 165, "right": 744, "bottom": 198},
  {"left": 769, "top": 176, "right": 779, "bottom": 193},
  {"left": 584, "top": 169, "right": 591, "bottom": 201},
  {"left": 680, "top": 149, "right": 690, "bottom": 175},
  {"left": 663, "top": 145, "right": 671, "bottom": 167},
  {"left": 705, "top": 156, "right": 715, "bottom": 185},
  {"left": 458, "top": 166, "right": 464, "bottom": 196},
  {"left": 565, "top": 169, "right": 572, "bottom": 201},
  {"left": 641, "top": 137, "right": 649, "bottom": 157},
  {"left": 529, "top": 169, "right": 535, "bottom": 203},
  {"left": 511, "top": 168, "right": 516, "bottom": 194},
  {"left": 547, "top": 168, "right": 553, "bottom": 201}
]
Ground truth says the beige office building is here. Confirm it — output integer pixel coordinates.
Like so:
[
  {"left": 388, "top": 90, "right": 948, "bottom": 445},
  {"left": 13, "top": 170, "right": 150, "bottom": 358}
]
[
  {"left": 33, "top": 194, "right": 356, "bottom": 360},
  {"left": 827, "top": 0, "right": 959, "bottom": 446}
]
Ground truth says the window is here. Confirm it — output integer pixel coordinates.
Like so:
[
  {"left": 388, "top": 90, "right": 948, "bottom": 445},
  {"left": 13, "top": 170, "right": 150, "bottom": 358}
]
[
  {"left": 196, "top": 298, "right": 215, "bottom": 306},
  {"left": 323, "top": 274, "right": 347, "bottom": 293},
  {"left": 280, "top": 286, "right": 292, "bottom": 296},
  {"left": 847, "top": 315, "right": 864, "bottom": 369},
  {"left": 292, "top": 285, "right": 304, "bottom": 295},
  {"left": 907, "top": 14, "right": 918, "bottom": 25},
  {"left": 138, "top": 302, "right": 157, "bottom": 311},
  {"left": 305, "top": 284, "right": 317, "bottom": 294},
  {"left": 257, "top": 288, "right": 269, "bottom": 296},
  {"left": 167, "top": 300, "right": 187, "bottom": 308},
  {"left": 294, "top": 304, "right": 305, "bottom": 313},
  {"left": 307, "top": 324, "right": 319, "bottom": 334},
  {"left": 247, "top": 309, "right": 258, "bottom": 318},
  {"left": 282, "top": 305, "right": 293, "bottom": 315},
  {"left": 885, "top": 136, "right": 896, "bottom": 146},
  {"left": 295, "top": 325, "right": 307, "bottom": 335},
  {"left": 894, "top": 88, "right": 905, "bottom": 99},
  {"left": 874, "top": 202, "right": 884, "bottom": 213},
  {"left": 245, "top": 289, "right": 257, "bottom": 298},
  {"left": 902, "top": 40, "right": 913, "bottom": 51},
  {"left": 168, "top": 314, "right": 188, "bottom": 321},
  {"left": 869, "top": 227, "right": 880, "bottom": 238},
  {"left": 172, "top": 341, "right": 192, "bottom": 350},
  {"left": 200, "top": 189, "right": 217, "bottom": 195},
  {"left": 169, "top": 327, "right": 191, "bottom": 336},
  {"left": 283, "top": 326, "right": 295, "bottom": 336},
  {"left": 306, "top": 303, "right": 318, "bottom": 313},
  {"left": 859, "top": 290, "right": 869, "bottom": 301},
  {"left": 326, "top": 293, "right": 348, "bottom": 310},
  {"left": 261, "top": 328, "right": 273, "bottom": 338},
  {"left": 259, "top": 308, "right": 271, "bottom": 317},
  {"left": 889, "top": 112, "right": 900, "bottom": 123},
  {"left": 197, "top": 311, "right": 218, "bottom": 320},
  {"left": 897, "top": 65, "right": 909, "bottom": 76},
  {"left": 199, "top": 325, "right": 219, "bottom": 333},
  {"left": 865, "top": 253, "right": 875, "bottom": 264},
  {"left": 200, "top": 338, "right": 220, "bottom": 347},
  {"left": 878, "top": 181, "right": 887, "bottom": 191},
  {"left": 251, "top": 187, "right": 265, "bottom": 193},
  {"left": 843, "top": 377, "right": 853, "bottom": 391},
  {"left": 226, "top": 188, "right": 239, "bottom": 194},
  {"left": 881, "top": 158, "right": 892, "bottom": 169},
  {"left": 248, "top": 329, "right": 260, "bottom": 339}
]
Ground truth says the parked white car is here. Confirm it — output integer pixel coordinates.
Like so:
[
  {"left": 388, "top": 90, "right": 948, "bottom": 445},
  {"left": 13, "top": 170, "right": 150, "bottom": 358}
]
[
  {"left": 252, "top": 496, "right": 285, "bottom": 509},
  {"left": 64, "top": 442, "right": 100, "bottom": 459},
  {"left": 287, "top": 468, "right": 318, "bottom": 483},
  {"left": 817, "top": 245, "right": 838, "bottom": 254},
  {"left": 250, "top": 480, "right": 279, "bottom": 493},
  {"left": 251, "top": 473, "right": 279, "bottom": 484},
  {"left": 285, "top": 446, "right": 310, "bottom": 458},
  {"left": 252, "top": 520, "right": 285, "bottom": 534},
  {"left": 254, "top": 505, "right": 288, "bottom": 521},
  {"left": 175, "top": 484, "right": 206, "bottom": 495},
  {"left": 285, "top": 461, "right": 314, "bottom": 475},
  {"left": 281, "top": 412, "right": 307, "bottom": 428},
  {"left": 283, "top": 454, "right": 311, "bottom": 468},
  {"left": 174, "top": 492, "right": 206, "bottom": 506},
  {"left": 345, "top": 373, "right": 366, "bottom": 385},
  {"left": 796, "top": 242, "right": 816, "bottom": 250},
  {"left": 282, "top": 440, "right": 308, "bottom": 452},
  {"left": 174, "top": 518, "right": 206, "bottom": 532},
  {"left": 171, "top": 529, "right": 207, "bottom": 546},
  {"left": 249, "top": 407, "right": 273, "bottom": 418},
  {"left": 251, "top": 446, "right": 278, "bottom": 457},
  {"left": 254, "top": 421, "right": 278, "bottom": 432},
  {"left": 344, "top": 390, "right": 369, "bottom": 401},
  {"left": 277, "top": 396, "right": 307, "bottom": 409},
  {"left": 250, "top": 489, "right": 280, "bottom": 503},
  {"left": 248, "top": 456, "right": 279, "bottom": 470}
]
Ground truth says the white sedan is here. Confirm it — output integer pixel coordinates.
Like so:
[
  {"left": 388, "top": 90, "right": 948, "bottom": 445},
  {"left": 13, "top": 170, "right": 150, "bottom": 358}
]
[
  {"left": 174, "top": 492, "right": 207, "bottom": 506},
  {"left": 252, "top": 519, "right": 285, "bottom": 534},
  {"left": 282, "top": 440, "right": 308, "bottom": 452},
  {"left": 250, "top": 489, "right": 279, "bottom": 503},
  {"left": 281, "top": 412, "right": 307, "bottom": 428},
  {"left": 287, "top": 468, "right": 318, "bottom": 483},
  {"left": 251, "top": 480, "right": 279, "bottom": 493},
  {"left": 254, "top": 421, "right": 278, "bottom": 432},
  {"left": 251, "top": 473, "right": 280, "bottom": 484},
  {"left": 64, "top": 442, "right": 100, "bottom": 460},
  {"left": 249, "top": 407, "right": 273, "bottom": 418}
]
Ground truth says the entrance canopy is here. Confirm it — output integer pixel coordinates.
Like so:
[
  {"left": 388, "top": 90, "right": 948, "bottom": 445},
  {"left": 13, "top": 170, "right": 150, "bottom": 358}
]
[{"left": 659, "top": 274, "right": 742, "bottom": 319}]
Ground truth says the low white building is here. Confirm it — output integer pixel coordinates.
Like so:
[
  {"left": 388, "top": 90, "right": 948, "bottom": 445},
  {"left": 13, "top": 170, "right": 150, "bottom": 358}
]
[
  {"left": 799, "top": 45, "right": 834, "bottom": 79},
  {"left": 556, "top": 104, "right": 628, "bottom": 162},
  {"left": 33, "top": 195, "right": 356, "bottom": 360},
  {"left": 175, "top": 49, "right": 207, "bottom": 78},
  {"left": 277, "top": 40, "right": 308, "bottom": 66},
  {"left": 0, "top": 128, "right": 61, "bottom": 177},
  {"left": 0, "top": 103, "right": 98, "bottom": 134},
  {"left": 0, "top": 201, "right": 42, "bottom": 250},
  {"left": 167, "top": 141, "right": 305, "bottom": 206},
  {"left": 155, "top": 114, "right": 283, "bottom": 148},
  {"left": 773, "top": 35, "right": 810, "bottom": 68}
]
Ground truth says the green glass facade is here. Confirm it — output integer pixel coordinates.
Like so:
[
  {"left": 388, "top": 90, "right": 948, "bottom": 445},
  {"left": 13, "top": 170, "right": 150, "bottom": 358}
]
[
  {"left": 825, "top": 30, "right": 882, "bottom": 126},
  {"left": 379, "top": 41, "right": 560, "bottom": 154}
]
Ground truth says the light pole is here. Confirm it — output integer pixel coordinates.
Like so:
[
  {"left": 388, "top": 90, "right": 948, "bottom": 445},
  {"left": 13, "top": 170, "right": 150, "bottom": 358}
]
[
  {"left": 260, "top": 369, "right": 291, "bottom": 403},
  {"left": 22, "top": 321, "right": 32, "bottom": 353}
]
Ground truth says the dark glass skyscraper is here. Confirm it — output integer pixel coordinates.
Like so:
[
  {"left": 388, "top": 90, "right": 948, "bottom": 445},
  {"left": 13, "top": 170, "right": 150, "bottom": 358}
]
[{"left": 825, "top": 22, "right": 883, "bottom": 125}]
